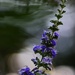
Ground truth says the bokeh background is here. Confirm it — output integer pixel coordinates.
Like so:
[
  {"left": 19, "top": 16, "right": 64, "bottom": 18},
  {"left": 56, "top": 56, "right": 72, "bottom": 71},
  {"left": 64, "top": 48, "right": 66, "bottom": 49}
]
[{"left": 0, "top": 0, "right": 75, "bottom": 75}]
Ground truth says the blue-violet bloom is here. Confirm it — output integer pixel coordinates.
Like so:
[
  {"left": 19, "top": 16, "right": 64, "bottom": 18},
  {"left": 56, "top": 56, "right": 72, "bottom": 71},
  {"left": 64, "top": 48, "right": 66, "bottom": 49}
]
[
  {"left": 42, "top": 56, "right": 52, "bottom": 64},
  {"left": 50, "top": 39, "right": 56, "bottom": 46},
  {"left": 51, "top": 49, "right": 57, "bottom": 58},
  {"left": 33, "top": 45, "right": 41, "bottom": 52},
  {"left": 19, "top": 66, "right": 34, "bottom": 75},
  {"left": 41, "top": 30, "right": 49, "bottom": 41},
  {"left": 53, "top": 32, "right": 59, "bottom": 39}
]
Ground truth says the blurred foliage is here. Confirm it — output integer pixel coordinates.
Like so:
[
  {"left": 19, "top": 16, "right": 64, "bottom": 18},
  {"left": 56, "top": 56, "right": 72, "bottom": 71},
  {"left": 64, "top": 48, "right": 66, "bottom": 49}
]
[
  {"left": 0, "top": 23, "right": 32, "bottom": 57},
  {"left": 0, "top": 0, "right": 58, "bottom": 58},
  {"left": 0, "top": 0, "right": 62, "bottom": 60},
  {"left": 0, "top": 0, "right": 59, "bottom": 17},
  {"left": 0, "top": 5, "right": 40, "bottom": 18}
]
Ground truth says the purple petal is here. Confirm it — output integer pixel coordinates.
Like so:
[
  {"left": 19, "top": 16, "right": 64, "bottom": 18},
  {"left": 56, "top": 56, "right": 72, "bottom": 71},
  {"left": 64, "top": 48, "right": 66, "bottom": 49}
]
[
  {"left": 42, "top": 57, "right": 52, "bottom": 64},
  {"left": 33, "top": 45, "right": 41, "bottom": 52},
  {"left": 51, "top": 39, "right": 56, "bottom": 46},
  {"left": 51, "top": 49, "right": 57, "bottom": 58},
  {"left": 19, "top": 66, "right": 30, "bottom": 75}
]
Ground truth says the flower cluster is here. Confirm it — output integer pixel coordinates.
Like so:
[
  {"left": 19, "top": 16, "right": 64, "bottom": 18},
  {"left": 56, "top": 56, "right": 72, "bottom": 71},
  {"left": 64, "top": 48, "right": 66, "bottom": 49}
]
[
  {"left": 19, "top": 66, "right": 47, "bottom": 75},
  {"left": 19, "top": 0, "right": 67, "bottom": 75},
  {"left": 19, "top": 66, "right": 34, "bottom": 75},
  {"left": 32, "top": 30, "right": 58, "bottom": 70}
]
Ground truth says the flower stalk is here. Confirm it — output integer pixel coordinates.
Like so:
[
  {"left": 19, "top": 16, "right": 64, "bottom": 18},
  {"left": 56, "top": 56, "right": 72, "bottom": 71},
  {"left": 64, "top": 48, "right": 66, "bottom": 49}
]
[{"left": 19, "top": 0, "right": 67, "bottom": 75}]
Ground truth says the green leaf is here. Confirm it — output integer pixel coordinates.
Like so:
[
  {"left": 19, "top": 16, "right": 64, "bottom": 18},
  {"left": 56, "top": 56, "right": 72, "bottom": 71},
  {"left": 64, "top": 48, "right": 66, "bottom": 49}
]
[
  {"left": 55, "top": 14, "right": 63, "bottom": 20},
  {"left": 62, "top": 10, "right": 66, "bottom": 14},
  {"left": 36, "top": 57, "right": 40, "bottom": 63},
  {"left": 57, "top": 21, "right": 63, "bottom": 25},
  {"left": 48, "top": 25, "right": 59, "bottom": 32},
  {"left": 60, "top": 4, "right": 66, "bottom": 8},
  {"left": 58, "top": 9, "right": 61, "bottom": 14},
  {"left": 50, "top": 20, "right": 58, "bottom": 24}
]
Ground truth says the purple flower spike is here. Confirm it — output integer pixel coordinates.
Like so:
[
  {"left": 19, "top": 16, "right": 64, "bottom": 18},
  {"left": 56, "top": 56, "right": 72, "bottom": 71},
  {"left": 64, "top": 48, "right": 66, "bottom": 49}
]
[
  {"left": 33, "top": 45, "right": 41, "bottom": 52},
  {"left": 19, "top": 66, "right": 35, "bottom": 75},
  {"left": 42, "top": 56, "right": 52, "bottom": 64},
  {"left": 51, "top": 39, "right": 56, "bottom": 46}
]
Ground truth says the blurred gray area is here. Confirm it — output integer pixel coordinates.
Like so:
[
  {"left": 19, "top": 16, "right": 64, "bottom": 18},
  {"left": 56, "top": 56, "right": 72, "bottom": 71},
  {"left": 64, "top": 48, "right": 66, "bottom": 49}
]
[{"left": 0, "top": 0, "right": 75, "bottom": 75}]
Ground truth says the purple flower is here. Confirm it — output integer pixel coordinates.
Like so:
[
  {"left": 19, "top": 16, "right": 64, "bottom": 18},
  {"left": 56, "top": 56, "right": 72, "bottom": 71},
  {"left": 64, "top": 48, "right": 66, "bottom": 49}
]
[
  {"left": 33, "top": 45, "right": 41, "bottom": 52},
  {"left": 41, "top": 45, "right": 52, "bottom": 52},
  {"left": 51, "top": 39, "right": 56, "bottom": 46},
  {"left": 41, "top": 45, "right": 46, "bottom": 52},
  {"left": 54, "top": 32, "right": 59, "bottom": 39},
  {"left": 19, "top": 66, "right": 34, "bottom": 75},
  {"left": 51, "top": 49, "right": 57, "bottom": 58},
  {"left": 42, "top": 30, "right": 48, "bottom": 37},
  {"left": 41, "top": 30, "right": 48, "bottom": 41},
  {"left": 19, "top": 66, "right": 30, "bottom": 74},
  {"left": 46, "top": 47, "right": 52, "bottom": 52},
  {"left": 42, "top": 56, "right": 52, "bottom": 64}
]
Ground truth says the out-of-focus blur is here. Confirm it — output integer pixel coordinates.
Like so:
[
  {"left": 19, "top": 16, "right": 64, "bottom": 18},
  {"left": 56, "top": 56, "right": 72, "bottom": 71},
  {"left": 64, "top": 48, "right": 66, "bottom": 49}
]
[
  {"left": 6, "top": 66, "right": 75, "bottom": 75},
  {"left": 0, "top": 0, "right": 75, "bottom": 75},
  {"left": 50, "top": 66, "right": 75, "bottom": 75}
]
